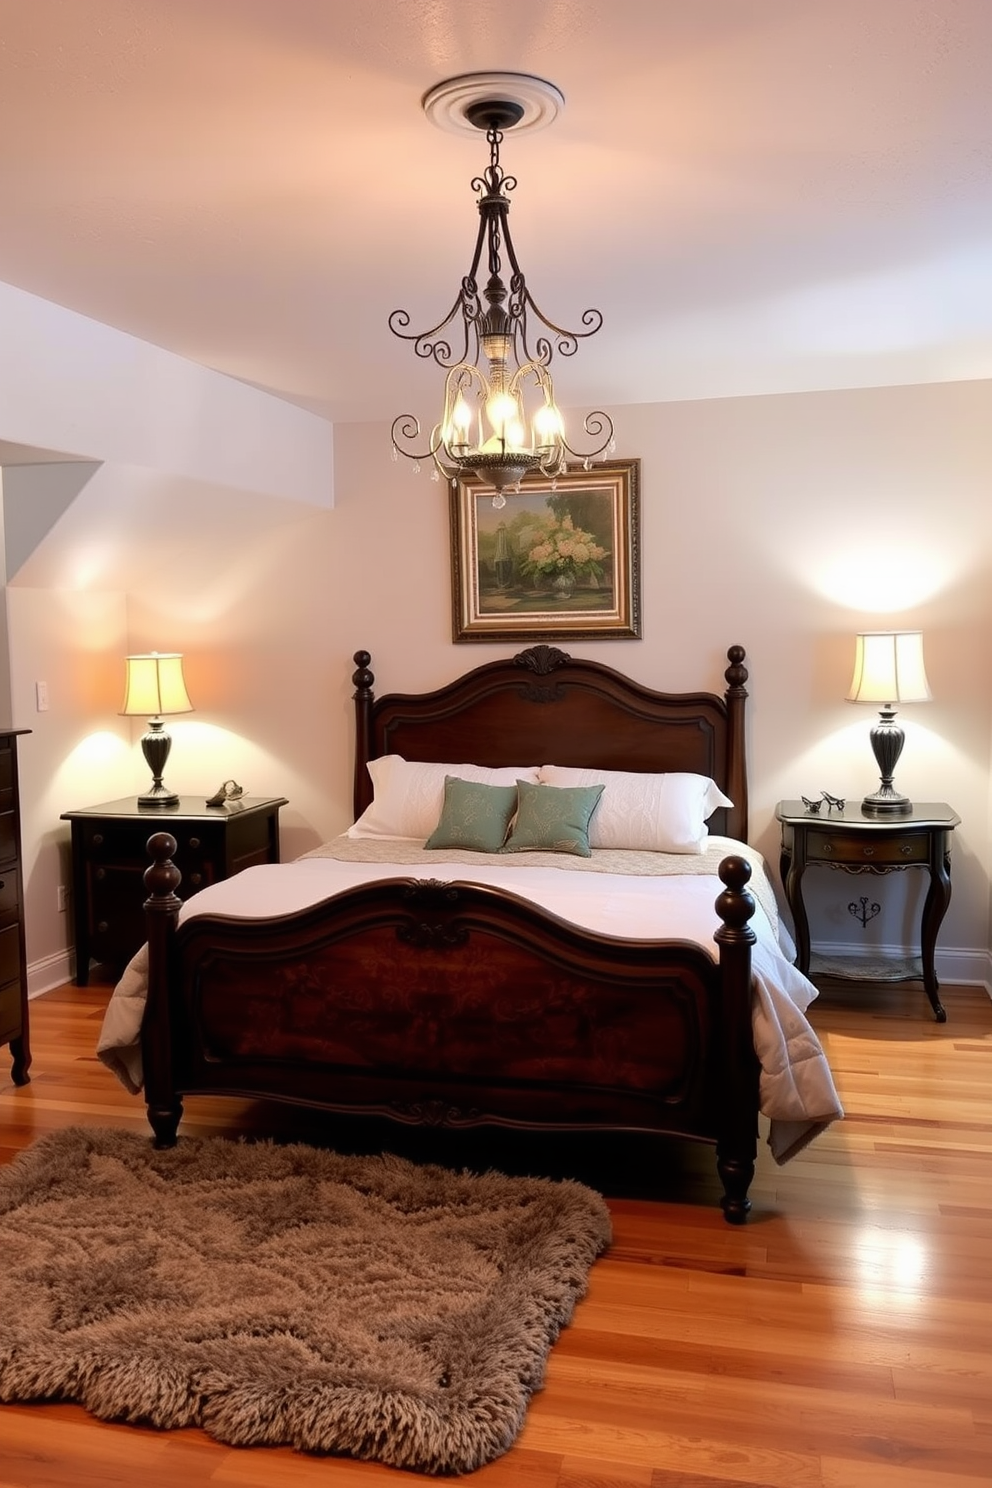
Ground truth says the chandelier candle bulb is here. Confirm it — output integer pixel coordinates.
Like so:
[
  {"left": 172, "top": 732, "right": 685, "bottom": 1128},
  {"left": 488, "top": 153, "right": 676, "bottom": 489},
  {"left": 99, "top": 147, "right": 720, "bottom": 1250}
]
[{"left": 449, "top": 393, "right": 473, "bottom": 450}]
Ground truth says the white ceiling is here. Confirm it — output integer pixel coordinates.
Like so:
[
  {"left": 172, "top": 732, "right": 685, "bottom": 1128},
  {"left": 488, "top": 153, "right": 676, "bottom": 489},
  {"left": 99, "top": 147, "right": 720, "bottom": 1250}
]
[{"left": 1, "top": 0, "right": 990, "bottom": 431}]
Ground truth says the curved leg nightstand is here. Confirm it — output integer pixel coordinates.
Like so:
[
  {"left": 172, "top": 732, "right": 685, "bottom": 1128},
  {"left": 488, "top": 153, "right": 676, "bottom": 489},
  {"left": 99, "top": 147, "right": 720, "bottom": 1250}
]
[{"left": 776, "top": 800, "right": 960, "bottom": 1023}]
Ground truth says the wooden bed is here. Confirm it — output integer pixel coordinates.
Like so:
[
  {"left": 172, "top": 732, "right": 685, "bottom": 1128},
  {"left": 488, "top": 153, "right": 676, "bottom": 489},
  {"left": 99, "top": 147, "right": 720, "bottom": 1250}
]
[{"left": 140, "top": 643, "right": 764, "bottom": 1222}]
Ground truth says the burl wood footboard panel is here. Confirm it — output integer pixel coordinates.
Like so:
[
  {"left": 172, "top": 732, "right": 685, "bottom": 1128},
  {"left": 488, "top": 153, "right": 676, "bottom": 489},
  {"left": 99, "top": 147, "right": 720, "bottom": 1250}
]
[{"left": 167, "top": 878, "right": 724, "bottom": 1138}]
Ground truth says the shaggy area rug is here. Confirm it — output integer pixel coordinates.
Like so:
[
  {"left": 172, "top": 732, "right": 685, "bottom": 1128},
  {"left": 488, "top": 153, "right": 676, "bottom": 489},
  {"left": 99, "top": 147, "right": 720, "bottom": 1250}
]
[{"left": 0, "top": 1126, "right": 611, "bottom": 1474}]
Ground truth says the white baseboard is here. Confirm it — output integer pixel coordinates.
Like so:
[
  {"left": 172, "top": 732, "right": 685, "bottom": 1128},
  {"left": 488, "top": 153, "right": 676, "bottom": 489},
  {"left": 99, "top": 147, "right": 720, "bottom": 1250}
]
[
  {"left": 28, "top": 949, "right": 75, "bottom": 998},
  {"left": 811, "top": 939, "right": 991, "bottom": 997},
  {"left": 935, "top": 946, "right": 992, "bottom": 994},
  {"left": 29, "top": 943, "right": 992, "bottom": 1002}
]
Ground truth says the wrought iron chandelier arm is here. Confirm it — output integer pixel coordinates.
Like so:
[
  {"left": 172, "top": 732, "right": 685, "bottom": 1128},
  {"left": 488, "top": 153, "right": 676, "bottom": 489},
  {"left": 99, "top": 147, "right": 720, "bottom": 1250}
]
[
  {"left": 514, "top": 279, "right": 605, "bottom": 362},
  {"left": 388, "top": 288, "right": 474, "bottom": 368},
  {"left": 558, "top": 409, "right": 615, "bottom": 460},
  {"left": 390, "top": 413, "right": 447, "bottom": 462}
]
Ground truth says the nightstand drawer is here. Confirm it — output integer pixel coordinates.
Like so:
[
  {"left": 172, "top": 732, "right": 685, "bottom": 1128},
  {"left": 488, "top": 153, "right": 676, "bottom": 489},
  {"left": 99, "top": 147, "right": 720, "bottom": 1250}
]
[
  {"left": 87, "top": 862, "right": 149, "bottom": 959},
  {"left": 82, "top": 820, "right": 174, "bottom": 857},
  {"left": 806, "top": 831, "right": 930, "bottom": 865}
]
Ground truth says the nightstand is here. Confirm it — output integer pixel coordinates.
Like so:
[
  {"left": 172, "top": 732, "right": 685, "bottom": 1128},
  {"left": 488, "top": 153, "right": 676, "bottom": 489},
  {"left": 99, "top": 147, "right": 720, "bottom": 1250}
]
[
  {"left": 60, "top": 795, "right": 287, "bottom": 985},
  {"left": 776, "top": 800, "right": 960, "bottom": 1022}
]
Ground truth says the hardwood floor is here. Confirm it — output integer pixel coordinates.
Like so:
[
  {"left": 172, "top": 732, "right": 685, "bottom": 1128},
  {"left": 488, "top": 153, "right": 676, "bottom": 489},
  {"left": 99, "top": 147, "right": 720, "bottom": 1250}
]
[{"left": 1, "top": 973, "right": 990, "bottom": 1487}]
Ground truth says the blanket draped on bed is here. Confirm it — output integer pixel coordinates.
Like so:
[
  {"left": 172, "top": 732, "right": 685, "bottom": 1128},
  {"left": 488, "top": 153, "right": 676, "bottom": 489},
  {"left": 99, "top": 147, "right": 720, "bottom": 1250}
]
[{"left": 97, "top": 837, "right": 842, "bottom": 1165}]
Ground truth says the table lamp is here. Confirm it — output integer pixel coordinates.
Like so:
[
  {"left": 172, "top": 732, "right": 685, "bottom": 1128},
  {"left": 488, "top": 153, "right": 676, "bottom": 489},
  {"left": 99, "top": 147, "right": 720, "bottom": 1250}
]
[
  {"left": 120, "top": 652, "right": 194, "bottom": 807},
  {"left": 846, "top": 630, "right": 930, "bottom": 815}
]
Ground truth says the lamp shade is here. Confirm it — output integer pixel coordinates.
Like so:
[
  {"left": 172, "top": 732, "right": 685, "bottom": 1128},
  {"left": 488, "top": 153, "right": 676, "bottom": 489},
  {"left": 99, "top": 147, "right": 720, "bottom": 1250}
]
[
  {"left": 846, "top": 631, "right": 931, "bottom": 706},
  {"left": 119, "top": 653, "right": 194, "bottom": 718}
]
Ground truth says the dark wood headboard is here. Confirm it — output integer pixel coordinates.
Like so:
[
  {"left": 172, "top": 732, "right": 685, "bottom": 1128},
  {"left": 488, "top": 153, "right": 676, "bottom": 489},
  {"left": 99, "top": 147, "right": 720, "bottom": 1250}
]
[{"left": 352, "top": 645, "right": 749, "bottom": 842}]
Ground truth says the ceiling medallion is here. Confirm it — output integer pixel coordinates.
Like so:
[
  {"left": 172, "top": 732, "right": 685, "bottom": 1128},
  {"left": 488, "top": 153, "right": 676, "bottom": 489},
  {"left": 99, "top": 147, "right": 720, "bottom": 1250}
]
[{"left": 388, "top": 72, "right": 614, "bottom": 504}]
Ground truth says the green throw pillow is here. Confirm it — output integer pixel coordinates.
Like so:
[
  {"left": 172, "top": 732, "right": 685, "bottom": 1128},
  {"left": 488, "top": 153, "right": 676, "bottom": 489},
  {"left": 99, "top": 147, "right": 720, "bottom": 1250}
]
[
  {"left": 424, "top": 777, "right": 518, "bottom": 852},
  {"left": 501, "top": 780, "right": 605, "bottom": 858}
]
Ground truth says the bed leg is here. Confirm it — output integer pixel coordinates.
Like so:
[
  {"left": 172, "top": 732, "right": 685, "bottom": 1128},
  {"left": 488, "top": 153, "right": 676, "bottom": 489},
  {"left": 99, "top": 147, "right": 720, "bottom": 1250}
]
[
  {"left": 717, "top": 1153, "right": 755, "bottom": 1224},
  {"left": 147, "top": 1100, "right": 183, "bottom": 1148}
]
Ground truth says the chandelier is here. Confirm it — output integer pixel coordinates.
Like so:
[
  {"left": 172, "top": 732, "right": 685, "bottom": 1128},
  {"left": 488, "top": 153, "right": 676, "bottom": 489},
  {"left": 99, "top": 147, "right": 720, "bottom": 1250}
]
[{"left": 389, "top": 73, "right": 614, "bottom": 503}]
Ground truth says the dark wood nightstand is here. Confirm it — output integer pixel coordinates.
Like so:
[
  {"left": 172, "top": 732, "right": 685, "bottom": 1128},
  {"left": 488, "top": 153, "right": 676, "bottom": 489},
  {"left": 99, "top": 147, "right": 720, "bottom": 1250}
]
[
  {"left": 60, "top": 795, "right": 287, "bottom": 985},
  {"left": 776, "top": 800, "right": 960, "bottom": 1022}
]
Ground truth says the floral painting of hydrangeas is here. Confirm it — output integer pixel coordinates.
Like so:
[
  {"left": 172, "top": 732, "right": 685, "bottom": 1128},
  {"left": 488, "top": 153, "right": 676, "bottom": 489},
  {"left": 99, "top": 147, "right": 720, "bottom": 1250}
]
[
  {"left": 450, "top": 462, "right": 640, "bottom": 642},
  {"left": 518, "top": 512, "right": 608, "bottom": 598}
]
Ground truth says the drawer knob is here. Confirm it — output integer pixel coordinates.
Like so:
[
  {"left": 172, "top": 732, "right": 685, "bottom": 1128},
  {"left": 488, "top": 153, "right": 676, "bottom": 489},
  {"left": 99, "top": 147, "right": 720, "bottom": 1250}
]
[
  {"left": 862, "top": 846, "right": 875, "bottom": 857},
  {"left": 189, "top": 872, "right": 202, "bottom": 886},
  {"left": 822, "top": 843, "right": 833, "bottom": 854},
  {"left": 92, "top": 833, "right": 104, "bottom": 847},
  {"left": 900, "top": 844, "right": 913, "bottom": 856},
  {"left": 97, "top": 920, "right": 108, "bottom": 933},
  {"left": 95, "top": 868, "right": 106, "bottom": 881},
  {"left": 188, "top": 836, "right": 201, "bottom": 850}
]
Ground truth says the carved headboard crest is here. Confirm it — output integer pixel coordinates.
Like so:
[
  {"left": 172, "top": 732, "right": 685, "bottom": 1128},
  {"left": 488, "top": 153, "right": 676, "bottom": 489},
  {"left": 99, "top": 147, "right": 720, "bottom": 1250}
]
[
  {"left": 512, "top": 645, "right": 572, "bottom": 703},
  {"left": 513, "top": 644, "right": 572, "bottom": 676}
]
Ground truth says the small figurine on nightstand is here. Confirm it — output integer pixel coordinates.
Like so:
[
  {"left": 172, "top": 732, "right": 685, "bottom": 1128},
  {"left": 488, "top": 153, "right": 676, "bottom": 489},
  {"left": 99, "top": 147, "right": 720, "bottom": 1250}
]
[
  {"left": 205, "top": 780, "right": 244, "bottom": 807},
  {"left": 801, "top": 791, "right": 846, "bottom": 814}
]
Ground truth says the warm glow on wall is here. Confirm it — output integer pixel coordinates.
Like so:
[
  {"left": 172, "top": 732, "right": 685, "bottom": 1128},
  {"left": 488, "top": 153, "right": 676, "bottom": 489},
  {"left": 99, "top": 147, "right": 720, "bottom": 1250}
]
[{"left": 808, "top": 546, "right": 951, "bottom": 611}]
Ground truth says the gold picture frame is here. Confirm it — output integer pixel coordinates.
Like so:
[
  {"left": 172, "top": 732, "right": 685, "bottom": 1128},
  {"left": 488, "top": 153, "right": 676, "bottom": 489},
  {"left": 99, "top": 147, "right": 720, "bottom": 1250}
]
[{"left": 450, "top": 460, "right": 641, "bottom": 642}]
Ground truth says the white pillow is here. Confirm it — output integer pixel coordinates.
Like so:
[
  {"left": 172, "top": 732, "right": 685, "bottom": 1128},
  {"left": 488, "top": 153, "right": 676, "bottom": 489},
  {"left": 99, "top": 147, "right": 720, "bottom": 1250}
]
[
  {"left": 349, "top": 756, "right": 541, "bottom": 841},
  {"left": 536, "top": 765, "right": 732, "bottom": 853}
]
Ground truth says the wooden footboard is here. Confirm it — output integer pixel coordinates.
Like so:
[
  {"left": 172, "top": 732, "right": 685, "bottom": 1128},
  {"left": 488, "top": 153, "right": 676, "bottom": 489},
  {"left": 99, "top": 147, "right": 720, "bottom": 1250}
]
[{"left": 140, "top": 834, "right": 761, "bottom": 1223}]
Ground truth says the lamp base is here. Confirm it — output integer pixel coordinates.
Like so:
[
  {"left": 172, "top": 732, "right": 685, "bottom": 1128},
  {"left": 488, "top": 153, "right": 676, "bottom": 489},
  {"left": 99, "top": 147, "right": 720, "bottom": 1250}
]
[
  {"left": 863, "top": 706, "right": 911, "bottom": 815},
  {"left": 137, "top": 783, "right": 180, "bottom": 808},
  {"left": 138, "top": 718, "right": 179, "bottom": 808},
  {"left": 861, "top": 787, "right": 912, "bottom": 816}
]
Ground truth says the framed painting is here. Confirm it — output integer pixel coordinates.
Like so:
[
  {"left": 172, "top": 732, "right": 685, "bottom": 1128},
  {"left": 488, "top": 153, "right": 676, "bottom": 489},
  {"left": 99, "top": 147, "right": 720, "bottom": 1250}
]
[{"left": 450, "top": 459, "right": 641, "bottom": 642}]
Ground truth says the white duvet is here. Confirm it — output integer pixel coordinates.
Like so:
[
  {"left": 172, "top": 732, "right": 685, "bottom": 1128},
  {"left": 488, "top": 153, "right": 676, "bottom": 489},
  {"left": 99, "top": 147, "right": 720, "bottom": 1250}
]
[{"left": 98, "top": 836, "right": 843, "bottom": 1165}]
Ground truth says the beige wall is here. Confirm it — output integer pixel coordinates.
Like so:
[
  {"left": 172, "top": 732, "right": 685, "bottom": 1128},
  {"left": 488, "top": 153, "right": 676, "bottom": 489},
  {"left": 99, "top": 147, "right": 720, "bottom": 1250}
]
[{"left": 8, "top": 376, "right": 992, "bottom": 989}]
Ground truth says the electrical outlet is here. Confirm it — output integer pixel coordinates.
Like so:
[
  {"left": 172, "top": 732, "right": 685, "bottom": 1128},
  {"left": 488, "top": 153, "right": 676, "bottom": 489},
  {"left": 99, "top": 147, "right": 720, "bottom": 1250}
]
[
  {"left": 36, "top": 680, "right": 49, "bottom": 712},
  {"left": 57, "top": 884, "right": 68, "bottom": 913}
]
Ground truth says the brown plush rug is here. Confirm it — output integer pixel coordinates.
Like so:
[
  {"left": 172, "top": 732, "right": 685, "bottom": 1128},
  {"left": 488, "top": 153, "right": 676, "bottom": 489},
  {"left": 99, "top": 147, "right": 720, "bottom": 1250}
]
[{"left": 0, "top": 1126, "right": 611, "bottom": 1474}]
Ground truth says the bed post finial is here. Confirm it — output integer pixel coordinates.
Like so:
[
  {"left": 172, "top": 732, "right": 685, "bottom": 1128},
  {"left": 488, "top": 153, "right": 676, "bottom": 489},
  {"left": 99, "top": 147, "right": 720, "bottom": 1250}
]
[
  {"left": 352, "top": 650, "right": 374, "bottom": 694},
  {"left": 353, "top": 651, "right": 376, "bottom": 821},
  {"left": 724, "top": 645, "right": 748, "bottom": 842},
  {"left": 724, "top": 644, "right": 748, "bottom": 694}
]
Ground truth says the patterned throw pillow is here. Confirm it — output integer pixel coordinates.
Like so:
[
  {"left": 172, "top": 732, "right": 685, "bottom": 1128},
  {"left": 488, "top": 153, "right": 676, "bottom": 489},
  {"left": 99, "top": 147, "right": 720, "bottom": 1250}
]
[
  {"left": 500, "top": 780, "right": 605, "bottom": 858},
  {"left": 424, "top": 777, "right": 519, "bottom": 852}
]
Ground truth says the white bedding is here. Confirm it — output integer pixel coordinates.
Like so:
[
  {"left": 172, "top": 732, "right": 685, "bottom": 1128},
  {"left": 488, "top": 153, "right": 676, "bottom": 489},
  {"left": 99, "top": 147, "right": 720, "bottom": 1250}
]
[{"left": 97, "top": 836, "right": 842, "bottom": 1165}]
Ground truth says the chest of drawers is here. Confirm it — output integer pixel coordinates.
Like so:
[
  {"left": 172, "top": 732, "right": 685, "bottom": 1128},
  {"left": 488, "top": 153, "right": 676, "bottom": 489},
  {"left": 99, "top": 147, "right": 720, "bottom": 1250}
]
[{"left": 0, "top": 730, "right": 31, "bottom": 1085}]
